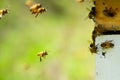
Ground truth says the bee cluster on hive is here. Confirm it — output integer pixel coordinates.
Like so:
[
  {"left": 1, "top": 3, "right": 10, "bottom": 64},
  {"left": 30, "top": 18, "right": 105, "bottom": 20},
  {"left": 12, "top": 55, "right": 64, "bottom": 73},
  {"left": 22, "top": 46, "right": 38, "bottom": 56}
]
[{"left": 88, "top": 0, "right": 120, "bottom": 55}]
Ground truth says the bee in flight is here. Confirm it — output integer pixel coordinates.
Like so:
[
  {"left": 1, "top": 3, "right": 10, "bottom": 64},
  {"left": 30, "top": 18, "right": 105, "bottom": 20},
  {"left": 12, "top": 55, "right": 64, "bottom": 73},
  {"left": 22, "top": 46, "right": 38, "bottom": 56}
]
[
  {"left": 0, "top": 9, "right": 8, "bottom": 19},
  {"left": 37, "top": 51, "right": 48, "bottom": 62},
  {"left": 101, "top": 40, "right": 114, "bottom": 49},
  {"left": 25, "top": 0, "right": 47, "bottom": 17}
]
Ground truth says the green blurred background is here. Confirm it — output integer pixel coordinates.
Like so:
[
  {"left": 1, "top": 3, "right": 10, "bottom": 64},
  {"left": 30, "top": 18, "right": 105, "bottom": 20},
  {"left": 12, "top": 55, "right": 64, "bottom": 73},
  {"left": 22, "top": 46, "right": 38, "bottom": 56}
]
[{"left": 0, "top": 0, "right": 95, "bottom": 80}]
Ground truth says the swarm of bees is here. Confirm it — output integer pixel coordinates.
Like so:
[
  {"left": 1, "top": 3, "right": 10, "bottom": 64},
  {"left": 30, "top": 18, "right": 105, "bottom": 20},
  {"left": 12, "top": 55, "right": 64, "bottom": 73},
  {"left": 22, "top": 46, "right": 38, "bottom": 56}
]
[
  {"left": 25, "top": 0, "right": 47, "bottom": 17},
  {"left": 37, "top": 51, "right": 48, "bottom": 62},
  {"left": 0, "top": 9, "right": 8, "bottom": 19},
  {"left": 89, "top": 40, "right": 114, "bottom": 57}
]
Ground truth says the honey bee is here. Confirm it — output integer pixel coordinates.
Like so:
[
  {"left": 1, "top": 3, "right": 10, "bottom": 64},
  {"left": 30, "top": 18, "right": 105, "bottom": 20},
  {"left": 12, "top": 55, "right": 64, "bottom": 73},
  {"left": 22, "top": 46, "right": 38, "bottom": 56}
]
[
  {"left": 92, "top": 25, "right": 105, "bottom": 43},
  {"left": 88, "top": 7, "right": 96, "bottom": 21},
  {"left": 101, "top": 40, "right": 114, "bottom": 49},
  {"left": 0, "top": 9, "right": 8, "bottom": 19},
  {"left": 89, "top": 43, "right": 98, "bottom": 54},
  {"left": 92, "top": 26, "right": 99, "bottom": 42},
  {"left": 37, "top": 51, "right": 48, "bottom": 62},
  {"left": 26, "top": 0, "right": 47, "bottom": 17},
  {"left": 103, "top": 7, "right": 118, "bottom": 17},
  {"left": 30, "top": 4, "right": 46, "bottom": 17}
]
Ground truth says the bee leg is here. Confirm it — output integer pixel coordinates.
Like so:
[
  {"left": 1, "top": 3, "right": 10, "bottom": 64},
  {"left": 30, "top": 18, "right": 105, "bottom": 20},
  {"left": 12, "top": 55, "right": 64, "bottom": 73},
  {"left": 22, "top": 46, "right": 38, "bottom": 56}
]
[
  {"left": 35, "top": 13, "right": 39, "bottom": 18},
  {"left": 92, "top": 18, "right": 96, "bottom": 22},
  {"left": 40, "top": 57, "right": 42, "bottom": 62}
]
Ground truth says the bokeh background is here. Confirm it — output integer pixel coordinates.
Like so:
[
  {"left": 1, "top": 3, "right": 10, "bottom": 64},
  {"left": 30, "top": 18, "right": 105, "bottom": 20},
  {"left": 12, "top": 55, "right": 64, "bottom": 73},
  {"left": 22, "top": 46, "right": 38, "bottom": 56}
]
[{"left": 0, "top": 0, "right": 95, "bottom": 80}]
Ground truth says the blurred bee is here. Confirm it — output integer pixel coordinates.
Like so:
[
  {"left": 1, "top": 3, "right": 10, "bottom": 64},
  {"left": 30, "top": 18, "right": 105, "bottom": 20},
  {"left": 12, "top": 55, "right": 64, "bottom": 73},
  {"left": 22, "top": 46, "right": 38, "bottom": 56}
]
[
  {"left": 103, "top": 7, "right": 118, "bottom": 17},
  {"left": 37, "top": 51, "right": 48, "bottom": 62},
  {"left": 25, "top": 0, "right": 47, "bottom": 17},
  {"left": 30, "top": 4, "right": 47, "bottom": 17},
  {"left": 88, "top": 7, "right": 96, "bottom": 21},
  {"left": 89, "top": 43, "right": 98, "bottom": 54},
  {"left": 0, "top": 9, "right": 8, "bottom": 19},
  {"left": 101, "top": 40, "right": 114, "bottom": 49}
]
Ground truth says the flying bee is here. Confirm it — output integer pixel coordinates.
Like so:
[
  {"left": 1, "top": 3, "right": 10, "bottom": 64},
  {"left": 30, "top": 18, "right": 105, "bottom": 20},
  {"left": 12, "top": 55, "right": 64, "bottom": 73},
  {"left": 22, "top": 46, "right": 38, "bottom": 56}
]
[
  {"left": 0, "top": 9, "right": 8, "bottom": 19},
  {"left": 30, "top": 6, "right": 46, "bottom": 17},
  {"left": 101, "top": 40, "right": 114, "bottom": 49},
  {"left": 30, "top": 3, "right": 47, "bottom": 17},
  {"left": 89, "top": 43, "right": 98, "bottom": 54},
  {"left": 37, "top": 51, "right": 48, "bottom": 62},
  {"left": 26, "top": 1, "right": 47, "bottom": 17},
  {"left": 30, "top": 3, "right": 42, "bottom": 13}
]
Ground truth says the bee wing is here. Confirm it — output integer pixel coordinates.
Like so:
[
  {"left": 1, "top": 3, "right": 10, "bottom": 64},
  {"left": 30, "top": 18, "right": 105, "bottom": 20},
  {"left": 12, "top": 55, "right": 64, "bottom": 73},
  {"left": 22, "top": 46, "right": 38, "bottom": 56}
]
[
  {"left": 86, "top": 7, "right": 91, "bottom": 11},
  {"left": 108, "top": 40, "right": 113, "bottom": 42},
  {"left": 83, "top": 8, "right": 91, "bottom": 20},
  {"left": 25, "top": 0, "right": 35, "bottom": 7},
  {"left": 96, "top": 44, "right": 99, "bottom": 47},
  {"left": 0, "top": 14, "right": 2, "bottom": 19},
  {"left": 105, "top": 40, "right": 113, "bottom": 42}
]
